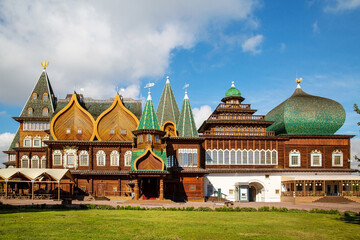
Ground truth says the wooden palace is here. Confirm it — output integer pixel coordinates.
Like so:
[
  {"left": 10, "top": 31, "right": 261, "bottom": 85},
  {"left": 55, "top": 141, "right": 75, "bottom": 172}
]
[{"left": 2, "top": 64, "right": 359, "bottom": 202}]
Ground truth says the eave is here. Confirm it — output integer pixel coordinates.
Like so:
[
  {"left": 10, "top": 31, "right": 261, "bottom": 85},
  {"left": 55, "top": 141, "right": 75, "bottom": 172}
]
[
  {"left": 13, "top": 117, "right": 51, "bottom": 122},
  {"left": 45, "top": 140, "right": 134, "bottom": 146},
  {"left": 206, "top": 168, "right": 356, "bottom": 174}
]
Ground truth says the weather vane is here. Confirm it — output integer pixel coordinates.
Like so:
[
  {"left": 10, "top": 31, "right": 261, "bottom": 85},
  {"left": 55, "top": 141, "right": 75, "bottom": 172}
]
[
  {"left": 296, "top": 78, "right": 302, "bottom": 84},
  {"left": 41, "top": 61, "right": 49, "bottom": 70},
  {"left": 183, "top": 83, "right": 189, "bottom": 92},
  {"left": 145, "top": 82, "right": 155, "bottom": 93}
]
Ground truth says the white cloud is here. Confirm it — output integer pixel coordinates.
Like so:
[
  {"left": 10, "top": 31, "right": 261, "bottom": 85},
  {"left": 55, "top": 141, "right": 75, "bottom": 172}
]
[
  {"left": 0, "top": 132, "right": 15, "bottom": 167},
  {"left": 0, "top": 0, "right": 259, "bottom": 104},
  {"left": 325, "top": 0, "right": 360, "bottom": 12},
  {"left": 241, "top": 34, "right": 264, "bottom": 54},
  {"left": 193, "top": 105, "right": 212, "bottom": 129},
  {"left": 313, "top": 21, "right": 319, "bottom": 33},
  {"left": 351, "top": 138, "right": 360, "bottom": 171}
]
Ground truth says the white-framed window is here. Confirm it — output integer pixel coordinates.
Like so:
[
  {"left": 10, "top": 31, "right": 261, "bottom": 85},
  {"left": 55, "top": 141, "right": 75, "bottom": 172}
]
[
  {"left": 28, "top": 107, "right": 33, "bottom": 115},
  {"left": 178, "top": 149, "right": 198, "bottom": 167},
  {"left": 138, "top": 135, "right": 143, "bottom": 143},
  {"left": 332, "top": 150, "right": 343, "bottom": 167},
  {"left": 31, "top": 155, "right": 40, "bottom": 168},
  {"left": 9, "top": 154, "right": 16, "bottom": 162},
  {"left": 205, "top": 149, "right": 278, "bottom": 165},
  {"left": 53, "top": 150, "right": 62, "bottom": 166},
  {"left": 167, "top": 155, "right": 175, "bottom": 168},
  {"left": 64, "top": 148, "right": 78, "bottom": 169},
  {"left": 124, "top": 151, "right": 132, "bottom": 166},
  {"left": 311, "top": 150, "right": 322, "bottom": 167},
  {"left": 32, "top": 93, "right": 37, "bottom": 99},
  {"left": 41, "top": 156, "right": 47, "bottom": 169},
  {"left": 110, "top": 150, "right": 120, "bottom": 166},
  {"left": 289, "top": 150, "right": 301, "bottom": 167},
  {"left": 21, "top": 155, "right": 29, "bottom": 168},
  {"left": 42, "top": 135, "right": 49, "bottom": 147},
  {"left": 43, "top": 93, "right": 48, "bottom": 100},
  {"left": 79, "top": 150, "right": 89, "bottom": 166},
  {"left": 146, "top": 134, "right": 152, "bottom": 142},
  {"left": 42, "top": 107, "right": 48, "bottom": 116},
  {"left": 96, "top": 150, "right": 106, "bottom": 166},
  {"left": 33, "top": 136, "right": 41, "bottom": 148},
  {"left": 23, "top": 136, "right": 32, "bottom": 147}
]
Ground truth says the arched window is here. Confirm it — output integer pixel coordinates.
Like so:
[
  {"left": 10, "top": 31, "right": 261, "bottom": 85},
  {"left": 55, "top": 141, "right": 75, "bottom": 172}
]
[
  {"left": 28, "top": 107, "right": 33, "bottom": 115},
  {"left": 31, "top": 155, "right": 40, "bottom": 168},
  {"left": 212, "top": 150, "right": 218, "bottom": 165},
  {"left": 218, "top": 149, "right": 224, "bottom": 165},
  {"left": 248, "top": 150, "right": 254, "bottom": 164},
  {"left": 311, "top": 150, "right": 322, "bottom": 167},
  {"left": 206, "top": 149, "right": 213, "bottom": 165},
  {"left": 266, "top": 150, "right": 272, "bottom": 164},
  {"left": 33, "top": 135, "right": 41, "bottom": 147},
  {"left": 224, "top": 149, "right": 230, "bottom": 164},
  {"left": 41, "top": 156, "right": 47, "bottom": 169},
  {"left": 242, "top": 150, "right": 248, "bottom": 164},
  {"left": 155, "top": 135, "right": 160, "bottom": 143},
  {"left": 79, "top": 150, "right": 89, "bottom": 166},
  {"left": 260, "top": 150, "right": 266, "bottom": 164},
  {"left": 236, "top": 149, "right": 242, "bottom": 164},
  {"left": 138, "top": 135, "right": 143, "bottom": 144},
  {"left": 21, "top": 155, "right": 29, "bottom": 168},
  {"left": 230, "top": 150, "right": 236, "bottom": 165},
  {"left": 332, "top": 150, "right": 343, "bottom": 167},
  {"left": 23, "top": 136, "right": 32, "bottom": 147},
  {"left": 42, "top": 107, "right": 49, "bottom": 116},
  {"left": 96, "top": 150, "right": 106, "bottom": 166},
  {"left": 43, "top": 93, "right": 48, "bottom": 100},
  {"left": 146, "top": 134, "right": 152, "bottom": 142},
  {"left": 289, "top": 150, "right": 301, "bottom": 167},
  {"left": 32, "top": 92, "right": 37, "bottom": 100},
  {"left": 124, "top": 151, "right": 132, "bottom": 166},
  {"left": 110, "top": 150, "right": 120, "bottom": 166},
  {"left": 272, "top": 150, "right": 278, "bottom": 165},
  {"left": 53, "top": 150, "right": 62, "bottom": 166},
  {"left": 254, "top": 150, "right": 260, "bottom": 164}
]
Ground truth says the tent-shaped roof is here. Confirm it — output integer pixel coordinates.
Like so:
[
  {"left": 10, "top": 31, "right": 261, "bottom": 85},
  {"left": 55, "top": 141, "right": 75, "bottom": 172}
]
[
  {"left": 137, "top": 92, "right": 160, "bottom": 130},
  {"left": 177, "top": 91, "right": 198, "bottom": 137},
  {"left": 0, "top": 168, "right": 73, "bottom": 181}
]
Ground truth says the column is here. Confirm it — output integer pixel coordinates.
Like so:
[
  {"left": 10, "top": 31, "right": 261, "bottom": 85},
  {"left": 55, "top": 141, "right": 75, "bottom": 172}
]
[
  {"left": 58, "top": 181, "right": 61, "bottom": 201},
  {"left": 340, "top": 181, "right": 343, "bottom": 196},
  {"left": 118, "top": 179, "right": 121, "bottom": 197},
  {"left": 31, "top": 180, "right": 34, "bottom": 200},
  {"left": 89, "top": 146, "right": 93, "bottom": 170},
  {"left": 134, "top": 178, "right": 139, "bottom": 200},
  {"left": 89, "top": 178, "right": 93, "bottom": 195},
  {"left": 5, "top": 181, "right": 8, "bottom": 198},
  {"left": 323, "top": 181, "right": 325, "bottom": 195},
  {"left": 303, "top": 180, "right": 305, "bottom": 196},
  {"left": 159, "top": 178, "right": 164, "bottom": 200},
  {"left": 312, "top": 180, "right": 315, "bottom": 195}
]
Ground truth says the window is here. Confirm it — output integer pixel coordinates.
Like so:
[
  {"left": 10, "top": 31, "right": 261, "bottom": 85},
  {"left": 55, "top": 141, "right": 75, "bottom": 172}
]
[
  {"left": 43, "top": 93, "right": 48, "bottom": 100},
  {"left": 42, "top": 135, "right": 49, "bottom": 147},
  {"left": 79, "top": 150, "right": 89, "bottom": 166},
  {"left": 23, "top": 122, "right": 50, "bottom": 131},
  {"left": 206, "top": 150, "right": 213, "bottom": 164},
  {"left": 21, "top": 155, "right": 29, "bottom": 168},
  {"left": 32, "top": 93, "right": 37, "bottom": 99},
  {"left": 28, "top": 107, "right": 33, "bottom": 115},
  {"left": 96, "top": 150, "right": 106, "bottom": 166},
  {"left": 224, "top": 150, "right": 230, "bottom": 164},
  {"left": 146, "top": 134, "right": 152, "bottom": 142},
  {"left": 230, "top": 150, "right": 236, "bottom": 165},
  {"left": 110, "top": 128, "right": 115, "bottom": 135},
  {"left": 24, "top": 136, "right": 32, "bottom": 147},
  {"left": 33, "top": 136, "right": 41, "bottom": 147},
  {"left": 138, "top": 135, "right": 143, "bottom": 143},
  {"left": 9, "top": 154, "right": 16, "bottom": 162},
  {"left": 53, "top": 150, "right": 62, "bottom": 166},
  {"left": 124, "top": 151, "right": 132, "bottom": 166},
  {"left": 77, "top": 128, "right": 82, "bottom": 134},
  {"left": 178, "top": 149, "right": 198, "bottom": 167},
  {"left": 41, "top": 156, "right": 47, "bottom": 168},
  {"left": 31, "top": 156, "right": 39, "bottom": 168},
  {"left": 218, "top": 150, "right": 224, "bottom": 164},
  {"left": 167, "top": 155, "right": 175, "bottom": 168},
  {"left": 155, "top": 135, "right": 160, "bottom": 143},
  {"left": 110, "top": 150, "right": 120, "bottom": 166},
  {"left": 121, "top": 129, "right": 127, "bottom": 135},
  {"left": 42, "top": 107, "right": 48, "bottom": 116},
  {"left": 311, "top": 150, "right": 322, "bottom": 167},
  {"left": 66, "top": 129, "right": 71, "bottom": 134},
  {"left": 64, "top": 148, "right": 78, "bottom": 168},
  {"left": 332, "top": 150, "right": 343, "bottom": 167},
  {"left": 289, "top": 150, "right": 301, "bottom": 167}
]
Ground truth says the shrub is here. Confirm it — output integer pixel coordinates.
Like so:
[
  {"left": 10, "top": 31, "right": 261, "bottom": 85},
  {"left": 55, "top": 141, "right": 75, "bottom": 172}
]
[
  {"left": 196, "top": 207, "right": 213, "bottom": 212},
  {"left": 258, "top": 206, "right": 270, "bottom": 212},
  {"left": 288, "top": 209, "right": 308, "bottom": 213},
  {"left": 186, "top": 207, "right": 195, "bottom": 211},
  {"left": 240, "top": 207, "right": 257, "bottom": 212},
  {"left": 344, "top": 211, "right": 358, "bottom": 217}
]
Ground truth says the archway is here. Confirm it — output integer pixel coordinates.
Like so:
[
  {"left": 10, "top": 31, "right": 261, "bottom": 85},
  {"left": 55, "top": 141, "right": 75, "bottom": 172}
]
[{"left": 248, "top": 182, "right": 265, "bottom": 202}]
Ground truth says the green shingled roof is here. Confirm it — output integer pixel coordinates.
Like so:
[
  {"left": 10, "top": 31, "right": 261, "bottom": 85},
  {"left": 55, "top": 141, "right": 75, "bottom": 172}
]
[
  {"left": 225, "top": 81, "right": 241, "bottom": 97},
  {"left": 20, "top": 71, "right": 56, "bottom": 118},
  {"left": 156, "top": 77, "right": 180, "bottom": 126},
  {"left": 177, "top": 93, "right": 198, "bottom": 137},
  {"left": 7, "top": 128, "right": 20, "bottom": 152},
  {"left": 137, "top": 94, "right": 160, "bottom": 130}
]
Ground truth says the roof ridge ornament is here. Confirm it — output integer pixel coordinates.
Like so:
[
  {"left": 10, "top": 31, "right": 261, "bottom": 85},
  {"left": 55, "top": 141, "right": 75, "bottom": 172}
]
[
  {"left": 41, "top": 61, "right": 49, "bottom": 70},
  {"left": 183, "top": 83, "right": 189, "bottom": 100},
  {"left": 144, "top": 82, "right": 155, "bottom": 101},
  {"left": 231, "top": 81, "right": 235, "bottom": 88},
  {"left": 296, "top": 78, "right": 302, "bottom": 89},
  {"left": 166, "top": 76, "right": 170, "bottom": 84}
]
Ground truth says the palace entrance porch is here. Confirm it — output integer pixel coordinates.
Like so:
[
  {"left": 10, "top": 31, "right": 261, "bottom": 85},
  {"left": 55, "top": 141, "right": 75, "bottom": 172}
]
[{"left": 140, "top": 177, "right": 159, "bottom": 199}]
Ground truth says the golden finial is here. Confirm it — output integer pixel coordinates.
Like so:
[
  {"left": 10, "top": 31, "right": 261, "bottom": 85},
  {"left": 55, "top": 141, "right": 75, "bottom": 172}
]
[
  {"left": 296, "top": 78, "right": 302, "bottom": 84},
  {"left": 41, "top": 61, "right": 49, "bottom": 70}
]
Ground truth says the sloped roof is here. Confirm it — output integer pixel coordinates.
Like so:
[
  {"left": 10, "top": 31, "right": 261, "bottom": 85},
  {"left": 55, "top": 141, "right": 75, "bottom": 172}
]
[
  {"left": 0, "top": 168, "right": 72, "bottom": 181},
  {"left": 138, "top": 93, "right": 160, "bottom": 130},
  {"left": 156, "top": 77, "right": 180, "bottom": 126},
  {"left": 20, "top": 71, "right": 56, "bottom": 118},
  {"left": 7, "top": 128, "right": 20, "bottom": 152},
  {"left": 177, "top": 92, "right": 198, "bottom": 137}
]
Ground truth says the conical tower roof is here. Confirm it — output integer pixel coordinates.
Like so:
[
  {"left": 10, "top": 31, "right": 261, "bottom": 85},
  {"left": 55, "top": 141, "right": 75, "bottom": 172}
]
[
  {"left": 156, "top": 76, "right": 180, "bottom": 126},
  {"left": 138, "top": 91, "right": 160, "bottom": 130},
  {"left": 20, "top": 69, "right": 56, "bottom": 118},
  {"left": 177, "top": 90, "right": 198, "bottom": 137}
]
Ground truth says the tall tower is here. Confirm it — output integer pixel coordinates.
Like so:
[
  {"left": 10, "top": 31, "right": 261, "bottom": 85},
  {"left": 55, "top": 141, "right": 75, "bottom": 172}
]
[{"left": 177, "top": 86, "right": 198, "bottom": 137}]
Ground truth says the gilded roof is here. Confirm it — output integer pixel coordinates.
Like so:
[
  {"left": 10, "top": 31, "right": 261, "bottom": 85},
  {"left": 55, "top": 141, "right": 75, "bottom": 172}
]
[
  {"left": 156, "top": 77, "right": 180, "bottom": 126},
  {"left": 266, "top": 86, "right": 346, "bottom": 135}
]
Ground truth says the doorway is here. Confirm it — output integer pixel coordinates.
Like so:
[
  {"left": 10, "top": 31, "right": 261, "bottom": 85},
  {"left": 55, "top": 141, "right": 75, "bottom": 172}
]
[{"left": 140, "top": 177, "right": 159, "bottom": 199}]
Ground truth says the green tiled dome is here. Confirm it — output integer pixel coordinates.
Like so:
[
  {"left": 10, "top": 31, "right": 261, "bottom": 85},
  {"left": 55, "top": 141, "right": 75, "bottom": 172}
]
[
  {"left": 265, "top": 85, "right": 345, "bottom": 135},
  {"left": 225, "top": 81, "right": 241, "bottom": 97}
]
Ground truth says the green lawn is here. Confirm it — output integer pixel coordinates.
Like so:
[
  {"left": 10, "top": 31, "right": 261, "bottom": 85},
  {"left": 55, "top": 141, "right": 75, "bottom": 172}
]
[{"left": 0, "top": 209, "right": 358, "bottom": 240}]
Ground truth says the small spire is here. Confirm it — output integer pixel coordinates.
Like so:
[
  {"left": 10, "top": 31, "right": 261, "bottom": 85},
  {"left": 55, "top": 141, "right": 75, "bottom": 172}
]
[
  {"left": 147, "top": 90, "right": 152, "bottom": 101},
  {"left": 231, "top": 81, "right": 235, "bottom": 88},
  {"left": 166, "top": 76, "right": 170, "bottom": 84},
  {"left": 41, "top": 61, "right": 49, "bottom": 71},
  {"left": 296, "top": 78, "right": 302, "bottom": 89},
  {"left": 144, "top": 82, "right": 155, "bottom": 101},
  {"left": 183, "top": 83, "right": 189, "bottom": 100}
]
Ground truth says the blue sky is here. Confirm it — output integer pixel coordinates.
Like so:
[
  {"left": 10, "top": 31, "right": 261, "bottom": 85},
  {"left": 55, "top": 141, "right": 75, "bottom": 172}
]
[{"left": 0, "top": 0, "right": 360, "bottom": 164}]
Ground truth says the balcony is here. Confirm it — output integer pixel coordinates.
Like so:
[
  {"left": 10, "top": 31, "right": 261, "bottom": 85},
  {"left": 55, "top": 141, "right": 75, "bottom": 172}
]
[
  {"left": 208, "top": 114, "right": 266, "bottom": 121},
  {"left": 218, "top": 103, "right": 251, "bottom": 109},
  {"left": 204, "top": 130, "right": 275, "bottom": 136}
]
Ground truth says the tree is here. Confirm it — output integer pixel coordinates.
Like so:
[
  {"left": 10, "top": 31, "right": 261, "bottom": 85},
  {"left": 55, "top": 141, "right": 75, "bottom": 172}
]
[{"left": 355, "top": 104, "right": 360, "bottom": 126}]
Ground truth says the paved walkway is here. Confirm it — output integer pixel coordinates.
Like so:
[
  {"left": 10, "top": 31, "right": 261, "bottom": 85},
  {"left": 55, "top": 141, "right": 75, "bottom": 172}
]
[{"left": 1, "top": 199, "right": 360, "bottom": 212}]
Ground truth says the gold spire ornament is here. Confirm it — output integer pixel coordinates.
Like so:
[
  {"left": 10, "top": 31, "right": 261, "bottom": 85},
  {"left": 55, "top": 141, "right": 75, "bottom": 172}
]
[
  {"left": 41, "top": 61, "right": 49, "bottom": 70},
  {"left": 296, "top": 78, "right": 302, "bottom": 84}
]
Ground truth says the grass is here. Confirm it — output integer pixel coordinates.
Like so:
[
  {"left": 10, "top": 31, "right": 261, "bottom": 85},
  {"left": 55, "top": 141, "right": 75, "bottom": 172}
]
[{"left": 0, "top": 209, "right": 359, "bottom": 240}]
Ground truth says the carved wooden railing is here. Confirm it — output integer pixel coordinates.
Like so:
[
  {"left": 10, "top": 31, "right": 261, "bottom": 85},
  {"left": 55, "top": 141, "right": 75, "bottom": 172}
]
[{"left": 203, "top": 130, "right": 275, "bottom": 136}]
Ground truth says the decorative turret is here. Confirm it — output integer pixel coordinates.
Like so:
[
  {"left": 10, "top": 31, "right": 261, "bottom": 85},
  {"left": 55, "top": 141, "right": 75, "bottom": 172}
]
[
  {"left": 265, "top": 78, "right": 346, "bottom": 135},
  {"left": 156, "top": 76, "right": 180, "bottom": 127},
  {"left": 177, "top": 85, "right": 199, "bottom": 137},
  {"left": 221, "top": 81, "right": 245, "bottom": 104}
]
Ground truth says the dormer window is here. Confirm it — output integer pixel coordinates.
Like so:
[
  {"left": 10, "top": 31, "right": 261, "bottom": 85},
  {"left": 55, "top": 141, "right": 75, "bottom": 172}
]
[
  {"left": 121, "top": 129, "right": 127, "bottom": 135},
  {"left": 32, "top": 93, "right": 37, "bottom": 100},
  {"left": 28, "top": 107, "right": 33, "bottom": 115},
  {"left": 43, "top": 93, "right": 48, "bottom": 100},
  {"left": 110, "top": 128, "right": 115, "bottom": 135},
  {"left": 77, "top": 128, "right": 82, "bottom": 134},
  {"left": 66, "top": 129, "right": 71, "bottom": 134},
  {"left": 42, "top": 107, "right": 48, "bottom": 116},
  {"left": 146, "top": 134, "right": 152, "bottom": 142}
]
